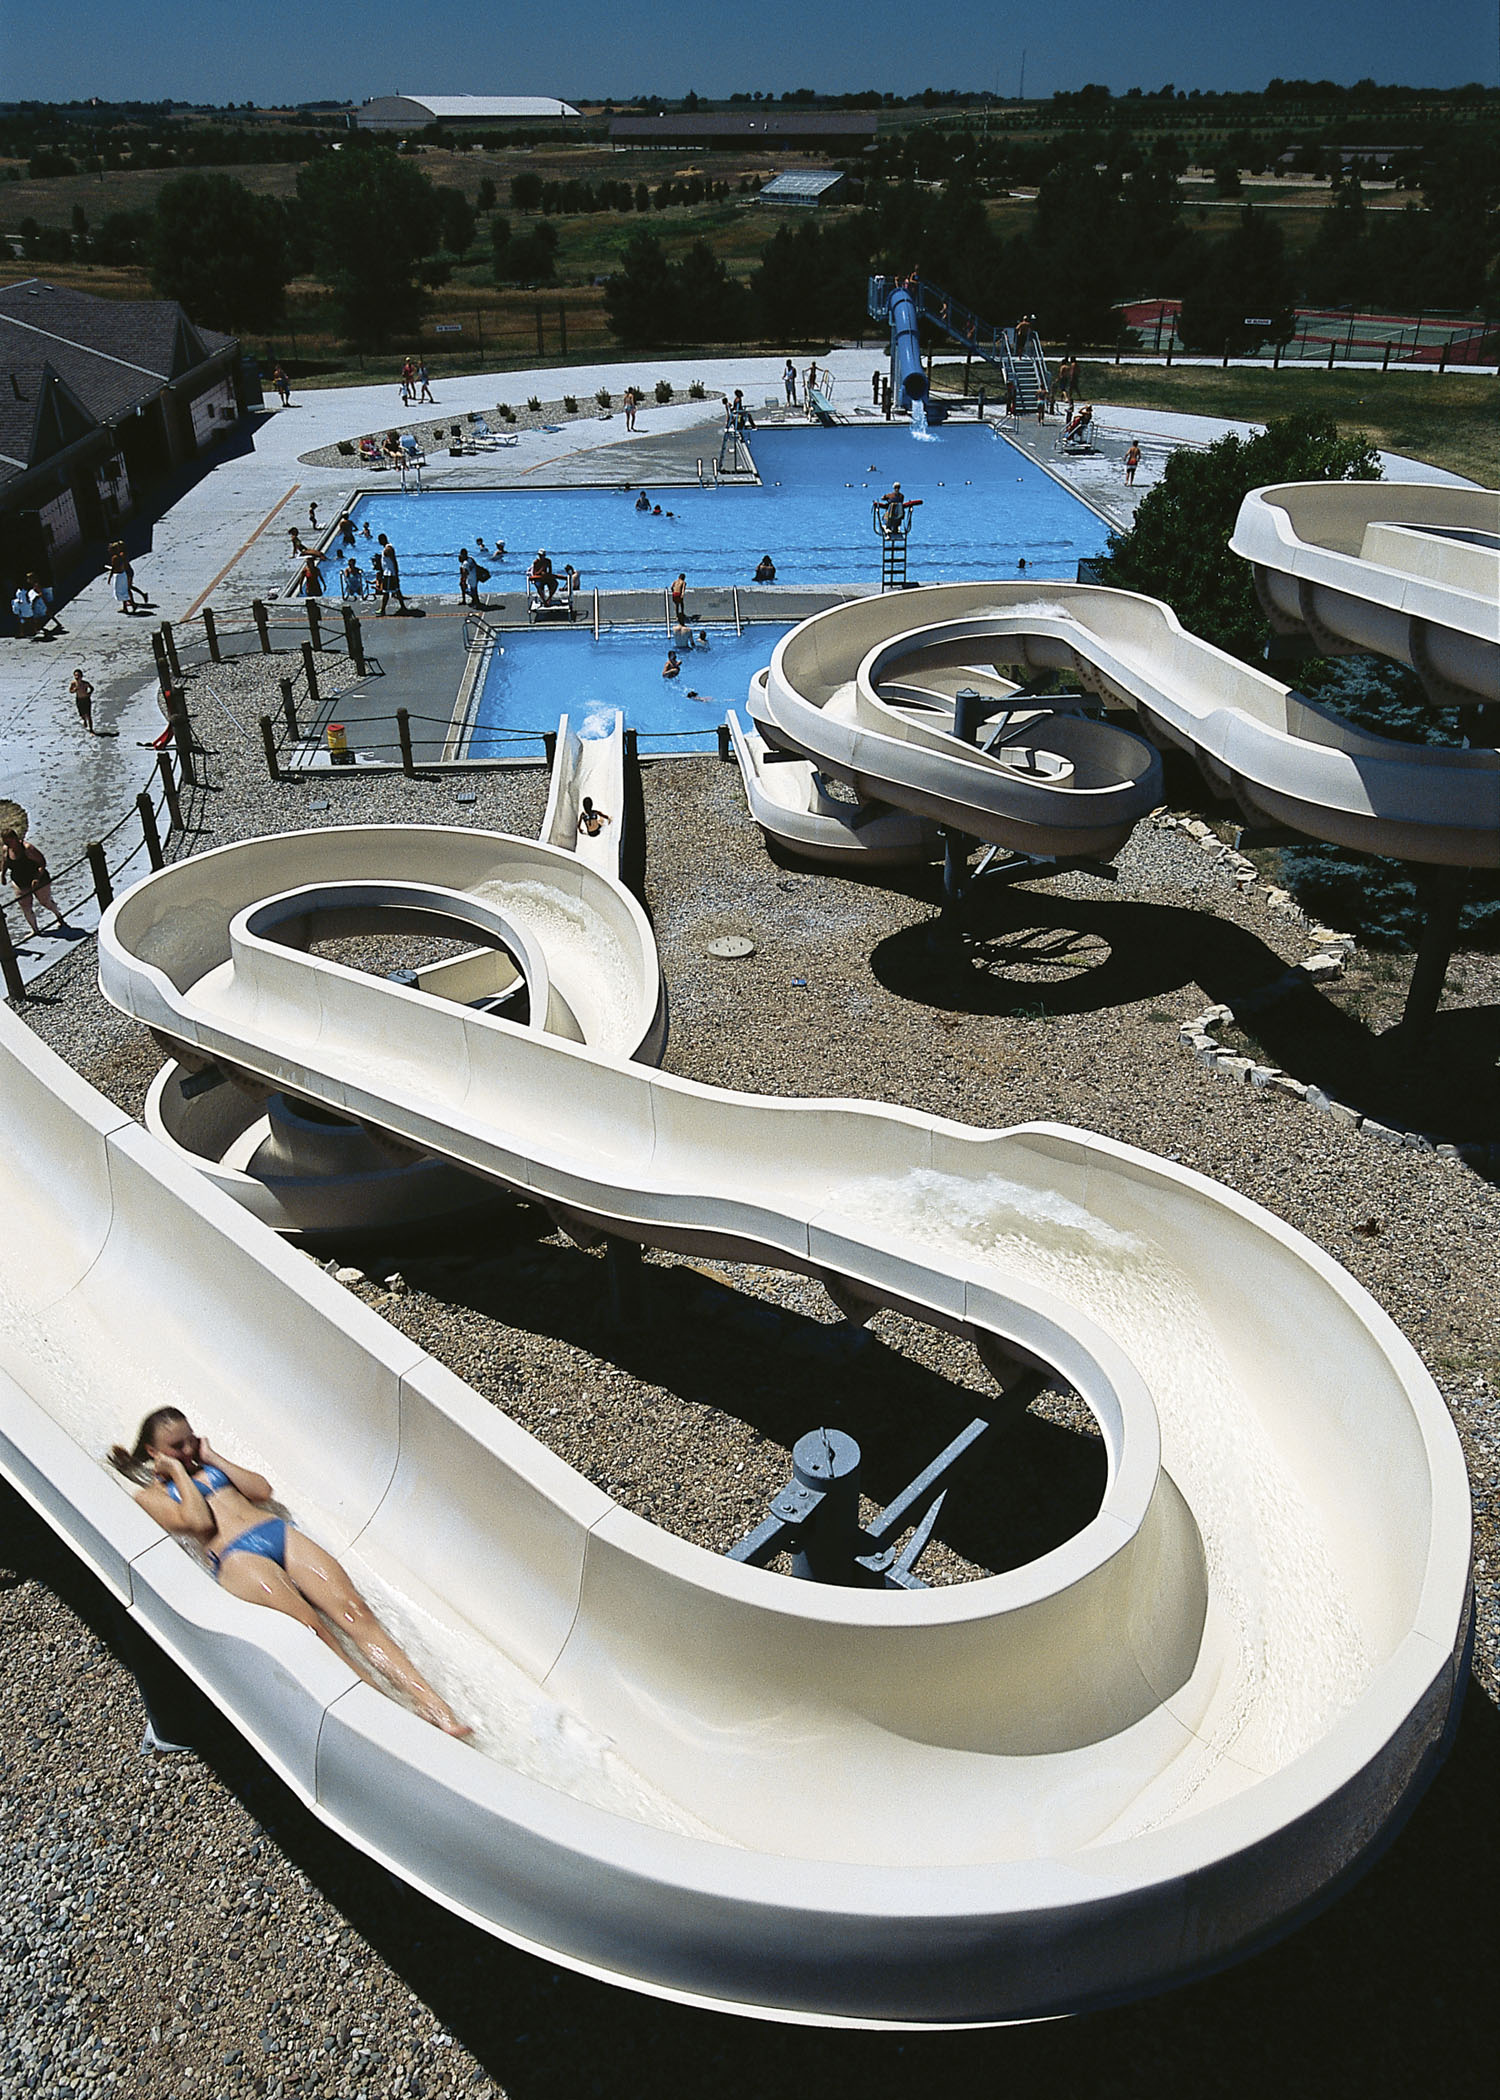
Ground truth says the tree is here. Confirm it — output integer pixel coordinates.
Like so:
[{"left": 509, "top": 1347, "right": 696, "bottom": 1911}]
[
  {"left": 1177, "top": 208, "right": 1294, "bottom": 355},
  {"left": 146, "top": 173, "right": 290, "bottom": 330},
  {"left": 495, "top": 219, "right": 557, "bottom": 285},
  {"left": 604, "top": 230, "right": 673, "bottom": 344},
  {"left": 669, "top": 239, "right": 750, "bottom": 342},
  {"left": 509, "top": 170, "right": 544, "bottom": 213},
  {"left": 295, "top": 144, "right": 443, "bottom": 345},
  {"left": 1103, "top": 412, "right": 1380, "bottom": 660},
  {"left": 434, "top": 186, "right": 476, "bottom": 258},
  {"left": 476, "top": 175, "right": 496, "bottom": 213}
]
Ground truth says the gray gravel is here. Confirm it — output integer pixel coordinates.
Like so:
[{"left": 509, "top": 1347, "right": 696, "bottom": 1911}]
[{"left": 5, "top": 647, "right": 1499, "bottom": 2096}]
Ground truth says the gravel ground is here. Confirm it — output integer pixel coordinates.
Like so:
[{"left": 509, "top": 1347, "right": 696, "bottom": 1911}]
[{"left": 5, "top": 649, "right": 1499, "bottom": 2098}]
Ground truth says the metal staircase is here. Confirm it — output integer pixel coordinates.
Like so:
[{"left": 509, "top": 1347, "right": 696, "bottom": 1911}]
[{"left": 868, "top": 277, "right": 1052, "bottom": 413}]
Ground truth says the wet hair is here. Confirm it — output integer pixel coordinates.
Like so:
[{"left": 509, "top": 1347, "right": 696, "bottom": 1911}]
[{"left": 108, "top": 1408, "right": 188, "bottom": 1481}]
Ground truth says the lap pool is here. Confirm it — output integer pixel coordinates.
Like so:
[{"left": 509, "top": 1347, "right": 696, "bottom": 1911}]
[
  {"left": 350, "top": 422, "right": 1109, "bottom": 597},
  {"left": 465, "top": 624, "right": 795, "bottom": 760}
]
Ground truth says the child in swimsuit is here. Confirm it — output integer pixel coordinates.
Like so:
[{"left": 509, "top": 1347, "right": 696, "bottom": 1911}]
[{"left": 111, "top": 1408, "right": 469, "bottom": 1736}]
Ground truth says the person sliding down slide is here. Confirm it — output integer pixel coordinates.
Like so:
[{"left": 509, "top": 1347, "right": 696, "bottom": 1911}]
[{"left": 110, "top": 1409, "right": 470, "bottom": 1737}]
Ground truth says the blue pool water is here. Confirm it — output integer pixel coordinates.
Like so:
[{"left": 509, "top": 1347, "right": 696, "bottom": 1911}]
[
  {"left": 468, "top": 624, "right": 795, "bottom": 760},
  {"left": 349, "top": 422, "right": 1108, "bottom": 596}
]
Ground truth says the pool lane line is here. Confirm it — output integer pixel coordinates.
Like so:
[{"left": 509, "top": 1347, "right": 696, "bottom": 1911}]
[{"left": 182, "top": 484, "right": 301, "bottom": 620}]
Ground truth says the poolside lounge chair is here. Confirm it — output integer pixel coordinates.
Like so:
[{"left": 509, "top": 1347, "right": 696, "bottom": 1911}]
[
  {"left": 527, "top": 573, "right": 574, "bottom": 624},
  {"left": 357, "top": 437, "right": 387, "bottom": 469},
  {"left": 469, "top": 414, "right": 518, "bottom": 450}
]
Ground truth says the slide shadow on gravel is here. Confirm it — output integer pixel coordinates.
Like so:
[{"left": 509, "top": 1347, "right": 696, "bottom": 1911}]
[
  {"left": 870, "top": 886, "right": 1500, "bottom": 1149},
  {"left": 5, "top": 1478, "right": 1497, "bottom": 2100}
]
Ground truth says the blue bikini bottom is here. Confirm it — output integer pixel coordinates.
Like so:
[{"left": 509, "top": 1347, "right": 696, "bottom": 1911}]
[{"left": 211, "top": 1518, "right": 288, "bottom": 1573}]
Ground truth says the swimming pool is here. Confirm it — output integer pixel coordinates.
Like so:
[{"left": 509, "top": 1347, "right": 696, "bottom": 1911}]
[
  {"left": 349, "top": 423, "right": 1109, "bottom": 596},
  {"left": 466, "top": 624, "right": 795, "bottom": 760}
]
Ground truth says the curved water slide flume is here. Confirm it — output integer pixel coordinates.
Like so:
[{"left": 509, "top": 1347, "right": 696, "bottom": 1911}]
[
  {"left": 1230, "top": 481, "right": 1500, "bottom": 707},
  {"left": 754, "top": 581, "right": 1500, "bottom": 867},
  {"left": 0, "top": 805, "right": 1469, "bottom": 2025}
]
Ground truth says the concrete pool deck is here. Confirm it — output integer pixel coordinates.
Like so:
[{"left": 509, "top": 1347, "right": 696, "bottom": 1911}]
[{"left": 0, "top": 343, "right": 1476, "bottom": 936}]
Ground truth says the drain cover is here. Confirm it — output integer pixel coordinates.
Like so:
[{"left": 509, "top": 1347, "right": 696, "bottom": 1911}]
[{"left": 706, "top": 935, "right": 756, "bottom": 959}]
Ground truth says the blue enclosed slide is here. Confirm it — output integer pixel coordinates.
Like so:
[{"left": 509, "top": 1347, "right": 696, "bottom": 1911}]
[{"left": 887, "top": 285, "right": 947, "bottom": 424}]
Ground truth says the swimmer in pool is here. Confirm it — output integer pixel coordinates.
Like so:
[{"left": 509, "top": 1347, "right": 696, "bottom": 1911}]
[
  {"left": 662, "top": 650, "right": 681, "bottom": 678},
  {"left": 110, "top": 1409, "right": 470, "bottom": 1738},
  {"left": 635, "top": 490, "right": 652, "bottom": 512}
]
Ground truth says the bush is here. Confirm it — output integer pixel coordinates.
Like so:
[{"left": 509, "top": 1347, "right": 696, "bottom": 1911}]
[
  {"left": 526, "top": 394, "right": 541, "bottom": 412},
  {"left": 497, "top": 402, "right": 515, "bottom": 421},
  {"left": 688, "top": 381, "right": 706, "bottom": 400},
  {"left": 654, "top": 379, "right": 673, "bottom": 403},
  {"left": 562, "top": 395, "right": 578, "bottom": 413},
  {"left": 595, "top": 387, "right": 612, "bottom": 408}
]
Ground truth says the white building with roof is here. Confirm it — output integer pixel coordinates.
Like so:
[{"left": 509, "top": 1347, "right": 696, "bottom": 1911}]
[{"left": 355, "top": 94, "right": 580, "bottom": 130}]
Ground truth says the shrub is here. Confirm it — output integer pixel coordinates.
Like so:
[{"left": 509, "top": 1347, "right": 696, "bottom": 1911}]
[
  {"left": 687, "top": 380, "right": 707, "bottom": 400},
  {"left": 563, "top": 394, "right": 578, "bottom": 412},
  {"left": 595, "top": 387, "right": 612, "bottom": 408},
  {"left": 654, "top": 379, "right": 673, "bottom": 403},
  {"left": 526, "top": 394, "right": 541, "bottom": 412},
  {"left": 497, "top": 402, "right": 515, "bottom": 421}
]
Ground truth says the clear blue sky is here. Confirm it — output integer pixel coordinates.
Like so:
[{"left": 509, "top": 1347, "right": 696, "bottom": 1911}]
[{"left": 9, "top": 0, "right": 1498, "bottom": 105}]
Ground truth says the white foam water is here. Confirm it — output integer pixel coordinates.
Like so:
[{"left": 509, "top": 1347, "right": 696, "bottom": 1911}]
[
  {"left": 473, "top": 877, "right": 640, "bottom": 1054},
  {"left": 833, "top": 1167, "right": 1373, "bottom": 1817}
]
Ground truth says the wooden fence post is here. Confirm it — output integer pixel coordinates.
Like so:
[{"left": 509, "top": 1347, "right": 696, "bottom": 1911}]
[
  {"left": 86, "top": 841, "right": 113, "bottom": 910},
  {"left": 396, "top": 708, "right": 415, "bottom": 776},
  {"left": 259, "top": 716, "right": 282, "bottom": 782},
  {"left": 342, "top": 604, "right": 366, "bottom": 677},
  {"left": 305, "top": 597, "right": 322, "bottom": 651},
  {"left": 252, "top": 599, "right": 270, "bottom": 653},
  {"left": 301, "top": 641, "right": 321, "bottom": 707},
  {"left": 160, "top": 620, "right": 182, "bottom": 680},
  {"left": 155, "top": 748, "right": 183, "bottom": 831},
  {"left": 0, "top": 913, "right": 25, "bottom": 1002},
  {"left": 280, "top": 679, "right": 300, "bottom": 743},
  {"left": 137, "top": 791, "right": 165, "bottom": 870},
  {"left": 202, "top": 605, "right": 221, "bottom": 663}
]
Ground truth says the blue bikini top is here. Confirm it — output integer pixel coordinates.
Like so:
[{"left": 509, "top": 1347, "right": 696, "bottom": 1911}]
[{"left": 164, "top": 1462, "right": 232, "bottom": 1504}]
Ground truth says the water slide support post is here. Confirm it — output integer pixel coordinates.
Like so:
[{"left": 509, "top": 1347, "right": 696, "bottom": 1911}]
[{"left": 1393, "top": 868, "right": 1469, "bottom": 1046}]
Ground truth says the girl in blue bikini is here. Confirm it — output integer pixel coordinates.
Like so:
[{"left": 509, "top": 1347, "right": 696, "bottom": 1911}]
[{"left": 110, "top": 1409, "right": 469, "bottom": 1737}]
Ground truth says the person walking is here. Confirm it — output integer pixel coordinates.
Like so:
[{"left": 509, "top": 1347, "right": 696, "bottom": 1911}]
[
  {"left": 669, "top": 571, "right": 687, "bottom": 625},
  {"left": 1124, "top": 440, "right": 1142, "bottom": 487},
  {"left": 871, "top": 369, "right": 882, "bottom": 406},
  {"left": 3, "top": 827, "right": 74, "bottom": 936},
  {"left": 417, "top": 361, "right": 434, "bottom": 404},
  {"left": 272, "top": 365, "right": 291, "bottom": 407},
  {"left": 623, "top": 387, "right": 638, "bottom": 432},
  {"left": 297, "top": 552, "right": 325, "bottom": 598},
  {"left": 784, "top": 359, "right": 798, "bottom": 405},
  {"left": 458, "top": 547, "right": 483, "bottom": 608},
  {"left": 69, "top": 667, "right": 97, "bottom": 735},
  {"left": 378, "top": 540, "right": 406, "bottom": 616}
]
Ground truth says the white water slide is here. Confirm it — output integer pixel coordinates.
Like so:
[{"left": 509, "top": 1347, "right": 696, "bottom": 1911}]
[
  {"left": 0, "top": 788, "right": 1470, "bottom": 2021},
  {"left": 741, "top": 480, "right": 1499, "bottom": 869}
]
